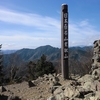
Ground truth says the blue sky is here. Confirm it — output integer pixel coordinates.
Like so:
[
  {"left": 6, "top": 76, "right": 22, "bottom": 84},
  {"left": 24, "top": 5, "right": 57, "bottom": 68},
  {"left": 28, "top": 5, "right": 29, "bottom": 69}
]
[{"left": 0, "top": 0, "right": 100, "bottom": 50}]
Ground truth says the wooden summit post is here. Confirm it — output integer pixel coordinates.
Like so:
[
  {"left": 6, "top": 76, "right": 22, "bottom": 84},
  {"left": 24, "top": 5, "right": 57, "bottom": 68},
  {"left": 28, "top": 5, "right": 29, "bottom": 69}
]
[{"left": 61, "top": 4, "right": 69, "bottom": 79}]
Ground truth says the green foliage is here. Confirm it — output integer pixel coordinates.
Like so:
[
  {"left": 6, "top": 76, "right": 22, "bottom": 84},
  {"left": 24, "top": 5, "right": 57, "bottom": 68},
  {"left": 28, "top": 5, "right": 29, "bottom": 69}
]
[
  {"left": 8, "top": 80, "right": 15, "bottom": 85},
  {"left": 27, "top": 61, "right": 36, "bottom": 80},
  {"left": 5, "top": 53, "right": 27, "bottom": 84},
  {"left": 28, "top": 54, "right": 55, "bottom": 80},
  {"left": 9, "top": 66, "right": 19, "bottom": 83}
]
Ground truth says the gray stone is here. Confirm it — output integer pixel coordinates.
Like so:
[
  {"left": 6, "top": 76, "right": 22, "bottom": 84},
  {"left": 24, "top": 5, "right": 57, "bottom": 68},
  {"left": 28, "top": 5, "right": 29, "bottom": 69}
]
[
  {"left": 91, "top": 80, "right": 100, "bottom": 91},
  {"left": 53, "top": 86, "right": 63, "bottom": 95},
  {"left": 94, "top": 91, "right": 100, "bottom": 100},
  {"left": 73, "top": 98, "right": 83, "bottom": 100},
  {"left": 48, "top": 86, "right": 61, "bottom": 94},
  {"left": 64, "top": 85, "right": 79, "bottom": 98},
  {"left": 28, "top": 81, "right": 35, "bottom": 88},
  {"left": 0, "top": 86, "right": 6, "bottom": 92},
  {"left": 84, "top": 93, "right": 95, "bottom": 99},
  {"left": 92, "top": 68, "right": 100, "bottom": 80},
  {"left": 8, "top": 95, "right": 21, "bottom": 100},
  {"left": 55, "top": 93, "right": 65, "bottom": 100},
  {"left": 47, "top": 96, "right": 56, "bottom": 100},
  {"left": 82, "top": 82, "right": 92, "bottom": 91},
  {"left": 78, "top": 74, "right": 94, "bottom": 83}
]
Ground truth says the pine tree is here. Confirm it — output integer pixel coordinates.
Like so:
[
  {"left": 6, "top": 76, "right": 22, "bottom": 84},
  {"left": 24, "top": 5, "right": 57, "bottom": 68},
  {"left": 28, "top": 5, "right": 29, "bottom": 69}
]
[
  {"left": 27, "top": 54, "right": 56, "bottom": 80},
  {"left": 35, "top": 54, "right": 55, "bottom": 78}
]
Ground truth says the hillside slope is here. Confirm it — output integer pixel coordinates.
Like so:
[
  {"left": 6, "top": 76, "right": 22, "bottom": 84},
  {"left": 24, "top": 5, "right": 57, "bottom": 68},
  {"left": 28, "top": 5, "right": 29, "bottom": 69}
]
[
  {"left": 15, "top": 45, "right": 60, "bottom": 62},
  {"left": 3, "top": 45, "right": 93, "bottom": 76}
]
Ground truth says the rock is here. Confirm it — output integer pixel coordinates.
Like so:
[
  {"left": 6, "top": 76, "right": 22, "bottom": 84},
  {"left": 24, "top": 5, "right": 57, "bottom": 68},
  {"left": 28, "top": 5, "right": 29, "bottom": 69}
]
[
  {"left": 43, "top": 74, "right": 49, "bottom": 81},
  {"left": 78, "top": 74, "right": 94, "bottom": 83},
  {"left": 53, "top": 86, "right": 63, "bottom": 95},
  {"left": 40, "top": 98, "right": 45, "bottom": 100},
  {"left": 48, "top": 86, "right": 61, "bottom": 94},
  {"left": 0, "top": 86, "right": 7, "bottom": 92},
  {"left": 94, "top": 91, "right": 100, "bottom": 99},
  {"left": 55, "top": 92, "right": 65, "bottom": 100},
  {"left": 95, "top": 96, "right": 100, "bottom": 100},
  {"left": 70, "top": 81, "right": 81, "bottom": 86},
  {"left": 48, "top": 74, "right": 54, "bottom": 78},
  {"left": 91, "top": 80, "right": 100, "bottom": 91},
  {"left": 8, "top": 95, "right": 21, "bottom": 100},
  {"left": 94, "top": 40, "right": 98, "bottom": 48},
  {"left": 64, "top": 85, "right": 79, "bottom": 98},
  {"left": 89, "top": 97, "right": 95, "bottom": 100},
  {"left": 82, "top": 82, "right": 92, "bottom": 91},
  {"left": 49, "top": 81, "right": 61, "bottom": 87},
  {"left": 28, "top": 81, "right": 35, "bottom": 88},
  {"left": 52, "top": 81, "right": 80, "bottom": 97},
  {"left": 49, "top": 77, "right": 59, "bottom": 84},
  {"left": 47, "top": 96, "right": 55, "bottom": 100},
  {"left": 73, "top": 98, "right": 83, "bottom": 100},
  {"left": 92, "top": 68, "right": 100, "bottom": 80},
  {"left": 48, "top": 75, "right": 61, "bottom": 93},
  {"left": 84, "top": 92, "right": 95, "bottom": 99},
  {"left": 91, "top": 63, "right": 98, "bottom": 72}
]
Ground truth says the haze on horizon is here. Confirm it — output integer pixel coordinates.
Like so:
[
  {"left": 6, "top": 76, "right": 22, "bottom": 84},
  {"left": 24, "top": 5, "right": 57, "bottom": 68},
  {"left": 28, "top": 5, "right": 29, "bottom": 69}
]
[{"left": 0, "top": 0, "right": 100, "bottom": 50}]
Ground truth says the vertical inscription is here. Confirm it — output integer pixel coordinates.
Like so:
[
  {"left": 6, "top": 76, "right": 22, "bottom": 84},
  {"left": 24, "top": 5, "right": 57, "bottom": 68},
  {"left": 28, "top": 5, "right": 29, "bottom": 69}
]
[
  {"left": 61, "top": 4, "right": 69, "bottom": 79},
  {"left": 64, "top": 12, "right": 68, "bottom": 59}
]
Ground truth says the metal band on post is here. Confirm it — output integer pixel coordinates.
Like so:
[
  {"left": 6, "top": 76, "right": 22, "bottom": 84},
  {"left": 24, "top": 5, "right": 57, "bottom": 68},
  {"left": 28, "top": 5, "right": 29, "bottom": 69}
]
[{"left": 61, "top": 4, "right": 69, "bottom": 79}]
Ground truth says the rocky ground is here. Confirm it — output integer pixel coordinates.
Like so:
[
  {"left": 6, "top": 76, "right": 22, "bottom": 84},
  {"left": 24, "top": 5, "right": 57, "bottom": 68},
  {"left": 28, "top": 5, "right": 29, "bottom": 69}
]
[
  {"left": 0, "top": 71, "right": 100, "bottom": 100},
  {"left": 0, "top": 73, "right": 72, "bottom": 100}
]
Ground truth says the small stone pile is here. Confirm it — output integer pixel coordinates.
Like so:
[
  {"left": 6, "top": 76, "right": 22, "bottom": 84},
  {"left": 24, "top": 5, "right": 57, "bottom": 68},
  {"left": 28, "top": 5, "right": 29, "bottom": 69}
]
[{"left": 90, "top": 40, "right": 100, "bottom": 80}]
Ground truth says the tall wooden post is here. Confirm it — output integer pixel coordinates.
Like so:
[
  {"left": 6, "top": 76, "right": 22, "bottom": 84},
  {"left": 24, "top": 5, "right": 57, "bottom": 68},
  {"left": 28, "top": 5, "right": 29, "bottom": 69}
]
[{"left": 61, "top": 4, "right": 69, "bottom": 79}]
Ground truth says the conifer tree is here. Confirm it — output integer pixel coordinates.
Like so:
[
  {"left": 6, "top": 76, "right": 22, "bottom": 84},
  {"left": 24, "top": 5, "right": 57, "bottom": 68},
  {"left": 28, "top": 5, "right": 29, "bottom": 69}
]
[{"left": 27, "top": 54, "right": 56, "bottom": 80}]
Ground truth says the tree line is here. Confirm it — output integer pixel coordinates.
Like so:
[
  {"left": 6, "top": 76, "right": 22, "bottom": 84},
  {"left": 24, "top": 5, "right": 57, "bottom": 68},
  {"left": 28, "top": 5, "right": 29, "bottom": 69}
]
[{"left": 0, "top": 52, "right": 56, "bottom": 85}]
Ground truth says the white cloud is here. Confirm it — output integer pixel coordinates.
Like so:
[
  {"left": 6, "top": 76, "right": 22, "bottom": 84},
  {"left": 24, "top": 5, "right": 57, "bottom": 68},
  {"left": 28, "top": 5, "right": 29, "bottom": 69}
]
[
  {"left": 69, "top": 20, "right": 100, "bottom": 46},
  {"left": 0, "top": 34, "right": 60, "bottom": 50},
  {"left": 0, "top": 8, "right": 60, "bottom": 31},
  {"left": 0, "top": 7, "right": 100, "bottom": 49},
  {"left": 80, "top": 19, "right": 89, "bottom": 27}
]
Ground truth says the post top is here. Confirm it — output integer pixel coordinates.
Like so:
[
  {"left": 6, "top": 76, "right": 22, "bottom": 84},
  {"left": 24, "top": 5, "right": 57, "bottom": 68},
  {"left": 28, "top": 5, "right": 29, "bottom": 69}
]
[
  {"left": 62, "top": 4, "right": 68, "bottom": 11},
  {"left": 62, "top": 4, "right": 67, "bottom": 6}
]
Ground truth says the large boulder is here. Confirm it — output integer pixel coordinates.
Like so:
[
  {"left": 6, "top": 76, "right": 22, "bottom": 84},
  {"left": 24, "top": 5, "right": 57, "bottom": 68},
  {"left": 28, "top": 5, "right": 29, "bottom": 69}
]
[
  {"left": 82, "top": 81, "right": 92, "bottom": 91},
  {"left": 54, "top": 93, "right": 65, "bottom": 100},
  {"left": 92, "top": 68, "right": 100, "bottom": 80},
  {"left": 91, "top": 80, "right": 100, "bottom": 91},
  {"left": 64, "top": 85, "right": 79, "bottom": 98},
  {"left": 78, "top": 74, "right": 94, "bottom": 83}
]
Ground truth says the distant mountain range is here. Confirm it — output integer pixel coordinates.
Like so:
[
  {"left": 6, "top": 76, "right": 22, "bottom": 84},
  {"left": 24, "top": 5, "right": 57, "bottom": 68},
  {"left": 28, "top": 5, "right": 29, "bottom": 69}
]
[
  {"left": 2, "top": 50, "right": 17, "bottom": 54},
  {"left": 3, "top": 45, "right": 93, "bottom": 65},
  {"left": 3, "top": 45, "right": 93, "bottom": 77},
  {"left": 14, "top": 45, "right": 60, "bottom": 62}
]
